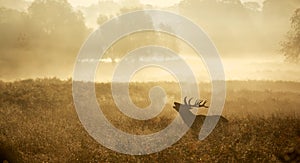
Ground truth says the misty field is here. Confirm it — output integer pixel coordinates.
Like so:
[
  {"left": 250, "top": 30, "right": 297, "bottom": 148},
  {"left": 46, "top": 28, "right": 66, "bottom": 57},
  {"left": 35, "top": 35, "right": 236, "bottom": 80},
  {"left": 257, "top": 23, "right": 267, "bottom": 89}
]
[{"left": 0, "top": 78, "right": 300, "bottom": 162}]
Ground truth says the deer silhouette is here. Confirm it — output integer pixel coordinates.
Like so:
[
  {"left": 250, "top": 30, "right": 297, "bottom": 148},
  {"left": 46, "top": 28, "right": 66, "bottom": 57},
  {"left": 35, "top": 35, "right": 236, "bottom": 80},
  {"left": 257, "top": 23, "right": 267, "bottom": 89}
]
[{"left": 173, "top": 97, "right": 228, "bottom": 133}]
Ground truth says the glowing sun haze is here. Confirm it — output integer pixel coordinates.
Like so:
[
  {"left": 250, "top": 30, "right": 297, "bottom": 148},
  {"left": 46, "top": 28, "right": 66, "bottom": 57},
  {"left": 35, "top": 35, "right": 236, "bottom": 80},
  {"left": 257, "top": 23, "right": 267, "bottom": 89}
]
[{"left": 1, "top": 0, "right": 299, "bottom": 82}]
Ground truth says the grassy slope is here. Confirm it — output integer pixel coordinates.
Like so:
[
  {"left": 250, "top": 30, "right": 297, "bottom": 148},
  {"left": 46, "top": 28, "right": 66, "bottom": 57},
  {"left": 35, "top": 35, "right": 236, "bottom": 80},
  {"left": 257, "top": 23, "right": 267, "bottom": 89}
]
[{"left": 0, "top": 79, "right": 299, "bottom": 162}]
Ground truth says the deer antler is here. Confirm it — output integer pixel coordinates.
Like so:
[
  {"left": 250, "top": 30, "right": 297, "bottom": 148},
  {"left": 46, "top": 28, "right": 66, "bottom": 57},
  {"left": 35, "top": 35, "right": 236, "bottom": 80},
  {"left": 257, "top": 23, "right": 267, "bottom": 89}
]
[
  {"left": 188, "top": 98, "right": 193, "bottom": 105},
  {"left": 198, "top": 100, "right": 208, "bottom": 108},
  {"left": 182, "top": 96, "right": 209, "bottom": 108},
  {"left": 195, "top": 99, "right": 202, "bottom": 106}
]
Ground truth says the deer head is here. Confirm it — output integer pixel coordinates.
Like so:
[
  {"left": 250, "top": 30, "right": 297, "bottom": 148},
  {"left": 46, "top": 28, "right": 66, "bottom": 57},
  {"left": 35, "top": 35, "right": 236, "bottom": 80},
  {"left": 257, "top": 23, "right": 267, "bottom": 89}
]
[
  {"left": 173, "top": 97, "right": 228, "bottom": 136},
  {"left": 173, "top": 96, "right": 208, "bottom": 112}
]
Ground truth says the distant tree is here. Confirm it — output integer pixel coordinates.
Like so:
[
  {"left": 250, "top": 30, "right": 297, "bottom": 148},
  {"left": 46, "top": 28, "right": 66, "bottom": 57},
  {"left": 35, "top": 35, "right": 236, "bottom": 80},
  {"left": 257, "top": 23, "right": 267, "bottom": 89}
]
[
  {"left": 96, "top": 5, "right": 180, "bottom": 59},
  {"left": 28, "top": 0, "right": 89, "bottom": 52},
  {"left": 281, "top": 8, "right": 300, "bottom": 62},
  {"left": 97, "top": 14, "right": 110, "bottom": 25},
  {"left": 0, "top": 0, "right": 30, "bottom": 11},
  {"left": 0, "top": 0, "right": 91, "bottom": 80},
  {"left": 0, "top": 7, "right": 28, "bottom": 49}
]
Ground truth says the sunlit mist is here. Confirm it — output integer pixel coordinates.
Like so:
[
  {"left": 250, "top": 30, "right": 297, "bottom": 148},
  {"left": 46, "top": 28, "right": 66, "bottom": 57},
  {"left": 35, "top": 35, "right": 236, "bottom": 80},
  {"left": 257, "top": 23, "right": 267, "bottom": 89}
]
[{"left": 0, "top": 0, "right": 299, "bottom": 81}]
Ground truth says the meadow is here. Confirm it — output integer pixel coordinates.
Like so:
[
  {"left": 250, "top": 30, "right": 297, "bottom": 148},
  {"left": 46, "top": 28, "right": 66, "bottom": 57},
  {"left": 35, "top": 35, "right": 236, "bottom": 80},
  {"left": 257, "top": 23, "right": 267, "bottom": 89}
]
[{"left": 0, "top": 78, "right": 299, "bottom": 162}]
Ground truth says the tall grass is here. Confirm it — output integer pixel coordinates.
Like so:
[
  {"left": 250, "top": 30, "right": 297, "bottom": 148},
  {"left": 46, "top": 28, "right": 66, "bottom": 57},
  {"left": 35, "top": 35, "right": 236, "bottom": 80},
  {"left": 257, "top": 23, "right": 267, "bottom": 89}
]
[{"left": 0, "top": 79, "right": 299, "bottom": 162}]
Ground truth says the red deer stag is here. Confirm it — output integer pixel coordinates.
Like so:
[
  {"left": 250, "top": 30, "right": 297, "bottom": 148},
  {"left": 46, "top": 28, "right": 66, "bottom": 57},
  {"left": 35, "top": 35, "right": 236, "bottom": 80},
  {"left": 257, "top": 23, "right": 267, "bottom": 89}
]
[{"left": 173, "top": 97, "right": 228, "bottom": 133}]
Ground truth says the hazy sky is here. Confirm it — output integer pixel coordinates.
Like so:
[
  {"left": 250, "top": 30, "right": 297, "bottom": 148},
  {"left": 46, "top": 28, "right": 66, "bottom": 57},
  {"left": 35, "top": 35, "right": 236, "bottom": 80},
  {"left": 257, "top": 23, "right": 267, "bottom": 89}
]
[
  {"left": 71, "top": 0, "right": 182, "bottom": 7},
  {"left": 80, "top": 0, "right": 264, "bottom": 7},
  {"left": 24, "top": 0, "right": 265, "bottom": 7},
  {"left": 23, "top": 0, "right": 182, "bottom": 7},
  {"left": 1, "top": 0, "right": 300, "bottom": 82}
]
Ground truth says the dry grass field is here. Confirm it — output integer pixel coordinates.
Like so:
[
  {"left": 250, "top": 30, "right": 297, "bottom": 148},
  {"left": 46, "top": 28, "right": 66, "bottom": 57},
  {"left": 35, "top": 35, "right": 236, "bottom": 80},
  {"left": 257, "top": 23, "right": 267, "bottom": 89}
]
[{"left": 0, "top": 78, "right": 300, "bottom": 162}]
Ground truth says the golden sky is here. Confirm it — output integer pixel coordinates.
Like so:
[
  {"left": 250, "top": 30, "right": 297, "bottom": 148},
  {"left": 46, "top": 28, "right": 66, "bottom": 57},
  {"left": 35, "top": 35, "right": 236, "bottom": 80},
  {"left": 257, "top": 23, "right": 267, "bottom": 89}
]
[
  {"left": 1, "top": 0, "right": 299, "bottom": 82},
  {"left": 24, "top": 0, "right": 265, "bottom": 7}
]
